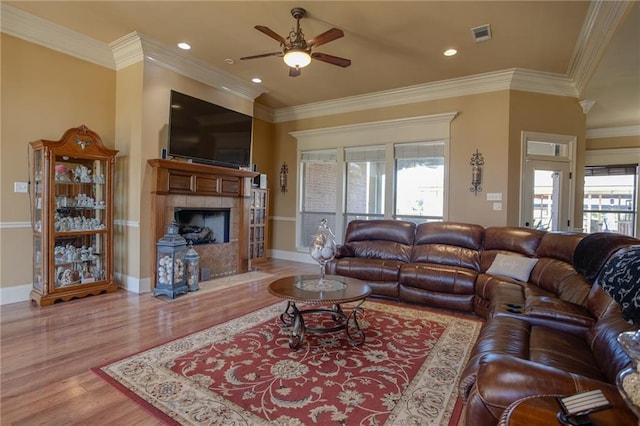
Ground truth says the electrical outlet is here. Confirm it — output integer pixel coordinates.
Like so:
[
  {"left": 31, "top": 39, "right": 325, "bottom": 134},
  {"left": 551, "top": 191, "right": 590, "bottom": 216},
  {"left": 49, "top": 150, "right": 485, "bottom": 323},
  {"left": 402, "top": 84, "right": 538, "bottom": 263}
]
[
  {"left": 493, "top": 202, "right": 503, "bottom": 211},
  {"left": 14, "top": 182, "right": 28, "bottom": 193}
]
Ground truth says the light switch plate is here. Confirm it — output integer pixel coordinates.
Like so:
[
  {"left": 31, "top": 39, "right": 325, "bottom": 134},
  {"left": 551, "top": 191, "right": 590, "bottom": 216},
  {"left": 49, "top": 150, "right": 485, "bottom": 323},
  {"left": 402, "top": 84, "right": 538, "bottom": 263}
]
[
  {"left": 14, "top": 182, "right": 28, "bottom": 193},
  {"left": 487, "top": 193, "right": 502, "bottom": 201}
]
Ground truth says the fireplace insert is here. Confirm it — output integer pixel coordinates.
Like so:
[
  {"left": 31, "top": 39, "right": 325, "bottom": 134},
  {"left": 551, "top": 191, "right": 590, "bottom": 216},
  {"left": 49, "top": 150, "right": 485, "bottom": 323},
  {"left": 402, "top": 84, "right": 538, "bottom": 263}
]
[{"left": 174, "top": 208, "right": 230, "bottom": 245}]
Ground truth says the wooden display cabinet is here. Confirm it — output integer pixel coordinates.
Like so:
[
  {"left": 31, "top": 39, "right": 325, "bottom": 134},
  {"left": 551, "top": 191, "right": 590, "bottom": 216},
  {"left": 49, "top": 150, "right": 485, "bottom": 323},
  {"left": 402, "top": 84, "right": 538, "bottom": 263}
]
[
  {"left": 249, "top": 188, "right": 269, "bottom": 266},
  {"left": 30, "top": 125, "right": 118, "bottom": 306}
]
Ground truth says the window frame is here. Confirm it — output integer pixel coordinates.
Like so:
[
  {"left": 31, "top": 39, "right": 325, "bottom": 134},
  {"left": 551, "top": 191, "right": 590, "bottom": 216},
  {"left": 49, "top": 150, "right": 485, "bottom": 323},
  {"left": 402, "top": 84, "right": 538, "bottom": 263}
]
[
  {"left": 292, "top": 113, "right": 456, "bottom": 248},
  {"left": 584, "top": 148, "right": 640, "bottom": 238}
]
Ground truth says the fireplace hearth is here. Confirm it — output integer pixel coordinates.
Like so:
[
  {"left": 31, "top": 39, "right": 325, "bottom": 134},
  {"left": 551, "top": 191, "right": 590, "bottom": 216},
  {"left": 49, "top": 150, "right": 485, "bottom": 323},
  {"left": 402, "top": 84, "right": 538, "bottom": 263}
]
[{"left": 174, "top": 208, "right": 230, "bottom": 245}]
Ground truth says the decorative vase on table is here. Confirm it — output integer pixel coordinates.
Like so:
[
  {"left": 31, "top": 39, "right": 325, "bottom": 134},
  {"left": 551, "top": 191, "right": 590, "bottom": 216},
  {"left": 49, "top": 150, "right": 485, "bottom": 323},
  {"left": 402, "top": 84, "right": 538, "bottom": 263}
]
[{"left": 309, "top": 218, "right": 337, "bottom": 284}]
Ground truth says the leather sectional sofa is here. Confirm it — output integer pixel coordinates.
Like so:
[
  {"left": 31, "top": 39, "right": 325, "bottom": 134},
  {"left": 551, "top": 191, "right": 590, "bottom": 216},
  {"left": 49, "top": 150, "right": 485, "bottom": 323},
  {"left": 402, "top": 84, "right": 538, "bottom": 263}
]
[{"left": 326, "top": 220, "right": 640, "bottom": 425}]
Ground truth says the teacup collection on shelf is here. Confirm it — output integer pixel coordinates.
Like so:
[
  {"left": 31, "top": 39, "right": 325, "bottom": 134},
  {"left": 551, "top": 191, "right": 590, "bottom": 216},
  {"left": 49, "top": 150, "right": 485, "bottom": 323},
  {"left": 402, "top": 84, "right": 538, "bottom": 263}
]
[
  {"left": 53, "top": 244, "right": 97, "bottom": 264},
  {"left": 52, "top": 244, "right": 104, "bottom": 287},
  {"left": 54, "top": 164, "right": 105, "bottom": 184},
  {"left": 53, "top": 214, "right": 104, "bottom": 232}
]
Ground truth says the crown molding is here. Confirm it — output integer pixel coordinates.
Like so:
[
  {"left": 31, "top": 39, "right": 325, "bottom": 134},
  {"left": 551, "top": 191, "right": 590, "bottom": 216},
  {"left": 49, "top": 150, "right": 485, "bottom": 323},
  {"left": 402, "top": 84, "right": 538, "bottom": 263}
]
[
  {"left": 109, "top": 32, "right": 144, "bottom": 69},
  {"left": 1, "top": 4, "right": 115, "bottom": 69},
  {"left": 271, "top": 69, "right": 575, "bottom": 123},
  {"left": 586, "top": 126, "right": 640, "bottom": 139},
  {"left": 567, "top": 0, "right": 634, "bottom": 95},
  {"left": 253, "top": 104, "right": 275, "bottom": 123},
  {"left": 509, "top": 69, "right": 577, "bottom": 97},
  {"left": 2, "top": 4, "right": 264, "bottom": 102},
  {"left": 5, "top": 2, "right": 617, "bottom": 125},
  {"left": 111, "top": 32, "right": 264, "bottom": 102}
]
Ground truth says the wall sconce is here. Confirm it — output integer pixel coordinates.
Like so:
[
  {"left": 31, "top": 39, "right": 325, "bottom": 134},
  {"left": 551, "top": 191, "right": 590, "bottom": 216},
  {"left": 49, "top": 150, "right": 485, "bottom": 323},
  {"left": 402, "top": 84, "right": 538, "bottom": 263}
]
[
  {"left": 280, "top": 162, "right": 288, "bottom": 193},
  {"left": 470, "top": 149, "right": 484, "bottom": 195}
]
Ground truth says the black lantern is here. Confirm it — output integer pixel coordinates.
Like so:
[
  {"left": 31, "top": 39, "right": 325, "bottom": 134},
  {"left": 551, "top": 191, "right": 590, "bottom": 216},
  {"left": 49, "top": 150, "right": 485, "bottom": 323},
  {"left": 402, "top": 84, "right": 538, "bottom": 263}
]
[{"left": 153, "top": 221, "right": 188, "bottom": 298}]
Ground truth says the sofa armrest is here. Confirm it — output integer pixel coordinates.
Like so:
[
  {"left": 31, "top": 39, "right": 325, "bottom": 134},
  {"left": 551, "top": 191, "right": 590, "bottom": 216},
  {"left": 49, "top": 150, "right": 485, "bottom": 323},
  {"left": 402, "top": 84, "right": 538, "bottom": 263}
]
[
  {"left": 465, "top": 353, "right": 620, "bottom": 425},
  {"left": 335, "top": 244, "right": 355, "bottom": 258},
  {"left": 524, "top": 296, "right": 595, "bottom": 328}
]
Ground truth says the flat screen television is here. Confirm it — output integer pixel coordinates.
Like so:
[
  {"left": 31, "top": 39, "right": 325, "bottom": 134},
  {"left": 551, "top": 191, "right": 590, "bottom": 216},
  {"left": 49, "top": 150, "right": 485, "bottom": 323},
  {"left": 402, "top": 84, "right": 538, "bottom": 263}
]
[{"left": 167, "top": 90, "right": 253, "bottom": 168}]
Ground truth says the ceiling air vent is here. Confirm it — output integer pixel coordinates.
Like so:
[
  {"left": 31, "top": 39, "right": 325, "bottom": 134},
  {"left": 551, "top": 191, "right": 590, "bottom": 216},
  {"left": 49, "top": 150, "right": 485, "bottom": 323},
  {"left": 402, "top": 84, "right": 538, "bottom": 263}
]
[{"left": 471, "top": 24, "right": 492, "bottom": 43}]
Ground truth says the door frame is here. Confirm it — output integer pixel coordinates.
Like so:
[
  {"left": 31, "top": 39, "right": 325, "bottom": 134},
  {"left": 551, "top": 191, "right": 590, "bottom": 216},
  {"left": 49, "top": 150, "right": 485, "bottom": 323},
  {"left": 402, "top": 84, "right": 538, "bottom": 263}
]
[
  {"left": 520, "top": 131, "right": 577, "bottom": 231},
  {"left": 522, "top": 159, "right": 571, "bottom": 231}
]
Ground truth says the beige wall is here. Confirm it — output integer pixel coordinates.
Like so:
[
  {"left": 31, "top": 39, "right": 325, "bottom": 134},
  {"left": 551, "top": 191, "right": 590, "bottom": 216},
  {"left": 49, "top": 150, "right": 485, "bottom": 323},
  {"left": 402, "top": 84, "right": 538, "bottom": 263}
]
[
  {"left": 587, "top": 135, "right": 640, "bottom": 150},
  {"left": 508, "top": 91, "right": 586, "bottom": 227},
  {"left": 269, "top": 91, "right": 513, "bottom": 252},
  {"left": 1, "top": 34, "right": 115, "bottom": 290},
  {"left": 2, "top": 32, "right": 618, "bottom": 296},
  {"left": 114, "top": 61, "right": 256, "bottom": 283}
]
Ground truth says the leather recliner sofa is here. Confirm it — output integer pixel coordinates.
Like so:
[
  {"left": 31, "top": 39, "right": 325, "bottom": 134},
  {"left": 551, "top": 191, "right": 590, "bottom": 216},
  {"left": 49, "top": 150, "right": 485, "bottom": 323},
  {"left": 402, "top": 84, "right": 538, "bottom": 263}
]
[{"left": 325, "top": 219, "right": 639, "bottom": 425}]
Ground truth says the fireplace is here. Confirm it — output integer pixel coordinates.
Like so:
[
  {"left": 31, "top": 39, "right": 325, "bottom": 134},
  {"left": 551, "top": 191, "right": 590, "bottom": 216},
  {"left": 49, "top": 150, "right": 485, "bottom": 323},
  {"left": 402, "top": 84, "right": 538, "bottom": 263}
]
[
  {"left": 149, "top": 159, "right": 257, "bottom": 286},
  {"left": 174, "top": 208, "right": 230, "bottom": 244}
]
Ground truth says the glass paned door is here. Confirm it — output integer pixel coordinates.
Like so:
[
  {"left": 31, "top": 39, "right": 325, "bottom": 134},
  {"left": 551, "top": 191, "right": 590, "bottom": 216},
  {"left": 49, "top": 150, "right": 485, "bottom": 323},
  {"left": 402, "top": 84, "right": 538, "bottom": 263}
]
[{"left": 522, "top": 160, "right": 570, "bottom": 231}]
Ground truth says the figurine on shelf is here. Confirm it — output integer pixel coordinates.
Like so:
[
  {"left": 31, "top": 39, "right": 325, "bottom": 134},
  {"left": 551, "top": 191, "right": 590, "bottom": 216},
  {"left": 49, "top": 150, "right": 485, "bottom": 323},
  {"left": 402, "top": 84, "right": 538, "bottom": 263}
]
[
  {"left": 54, "top": 164, "right": 70, "bottom": 182},
  {"left": 73, "top": 166, "right": 92, "bottom": 183}
]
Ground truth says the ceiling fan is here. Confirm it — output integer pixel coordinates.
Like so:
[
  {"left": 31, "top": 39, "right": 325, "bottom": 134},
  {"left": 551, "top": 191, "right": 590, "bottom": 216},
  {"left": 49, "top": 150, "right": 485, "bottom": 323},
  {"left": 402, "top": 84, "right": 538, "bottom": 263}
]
[{"left": 240, "top": 7, "right": 351, "bottom": 77}]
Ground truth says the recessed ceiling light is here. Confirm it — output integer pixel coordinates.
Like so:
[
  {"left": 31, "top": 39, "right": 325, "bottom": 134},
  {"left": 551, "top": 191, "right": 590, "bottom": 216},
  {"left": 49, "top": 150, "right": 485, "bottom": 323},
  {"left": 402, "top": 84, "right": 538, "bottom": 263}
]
[
  {"left": 444, "top": 49, "right": 458, "bottom": 57},
  {"left": 251, "top": 77, "right": 262, "bottom": 84},
  {"left": 177, "top": 42, "right": 191, "bottom": 50}
]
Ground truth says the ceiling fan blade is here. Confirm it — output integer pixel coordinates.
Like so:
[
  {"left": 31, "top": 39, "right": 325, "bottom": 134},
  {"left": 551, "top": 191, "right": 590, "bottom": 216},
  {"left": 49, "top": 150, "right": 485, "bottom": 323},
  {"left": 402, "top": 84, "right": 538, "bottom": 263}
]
[
  {"left": 255, "top": 25, "right": 289, "bottom": 46},
  {"left": 311, "top": 52, "right": 351, "bottom": 68},
  {"left": 240, "top": 51, "right": 283, "bottom": 61},
  {"left": 308, "top": 28, "right": 344, "bottom": 48},
  {"left": 289, "top": 67, "right": 301, "bottom": 77}
]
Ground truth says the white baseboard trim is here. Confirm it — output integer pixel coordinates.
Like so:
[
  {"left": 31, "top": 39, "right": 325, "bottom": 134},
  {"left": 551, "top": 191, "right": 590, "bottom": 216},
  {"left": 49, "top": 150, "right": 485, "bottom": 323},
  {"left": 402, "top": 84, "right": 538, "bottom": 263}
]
[
  {"left": 115, "top": 272, "right": 151, "bottom": 294},
  {"left": 0, "top": 274, "right": 151, "bottom": 305},
  {"left": 269, "top": 249, "right": 317, "bottom": 264},
  {"left": 0, "top": 283, "right": 32, "bottom": 305}
]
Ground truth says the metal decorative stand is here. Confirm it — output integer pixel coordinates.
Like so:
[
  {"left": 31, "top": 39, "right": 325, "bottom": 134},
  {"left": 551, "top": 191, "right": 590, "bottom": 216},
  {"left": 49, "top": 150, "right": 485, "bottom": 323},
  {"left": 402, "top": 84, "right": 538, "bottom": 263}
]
[{"left": 278, "top": 299, "right": 367, "bottom": 350}]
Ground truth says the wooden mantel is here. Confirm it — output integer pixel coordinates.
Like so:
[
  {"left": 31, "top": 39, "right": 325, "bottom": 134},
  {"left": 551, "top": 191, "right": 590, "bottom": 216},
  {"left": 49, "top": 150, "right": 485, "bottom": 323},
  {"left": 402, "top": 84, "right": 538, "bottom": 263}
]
[
  {"left": 148, "top": 159, "right": 257, "bottom": 196},
  {"left": 148, "top": 159, "right": 258, "bottom": 289}
]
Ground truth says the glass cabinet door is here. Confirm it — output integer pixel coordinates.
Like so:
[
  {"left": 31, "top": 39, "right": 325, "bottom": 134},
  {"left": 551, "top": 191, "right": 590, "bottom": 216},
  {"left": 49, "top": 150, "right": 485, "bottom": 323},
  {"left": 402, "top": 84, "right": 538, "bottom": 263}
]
[
  {"left": 32, "top": 149, "right": 44, "bottom": 291},
  {"left": 52, "top": 155, "right": 108, "bottom": 288}
]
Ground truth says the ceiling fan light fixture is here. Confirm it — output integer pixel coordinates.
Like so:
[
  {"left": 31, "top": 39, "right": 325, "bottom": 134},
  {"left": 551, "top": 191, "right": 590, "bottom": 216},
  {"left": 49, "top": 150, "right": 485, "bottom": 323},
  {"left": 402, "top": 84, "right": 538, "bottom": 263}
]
[{"left": 283, "top": 49, "right": 311, "bottom": 68}]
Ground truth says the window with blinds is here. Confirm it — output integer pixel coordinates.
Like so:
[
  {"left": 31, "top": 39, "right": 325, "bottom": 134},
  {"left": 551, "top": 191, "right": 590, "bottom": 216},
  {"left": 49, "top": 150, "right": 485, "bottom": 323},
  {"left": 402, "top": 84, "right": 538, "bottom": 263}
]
[
  {"left": 299, "top": 149, "right": 338, "bottom": 246},
  {"left": 583, "top": 164, "right": 637, "bottom": 237},
  {"left": 344, "top": 146, "right": 386, "bottom": 225},
  {"left": 395, "top": 141, "right": 445, "bottom": 222}
]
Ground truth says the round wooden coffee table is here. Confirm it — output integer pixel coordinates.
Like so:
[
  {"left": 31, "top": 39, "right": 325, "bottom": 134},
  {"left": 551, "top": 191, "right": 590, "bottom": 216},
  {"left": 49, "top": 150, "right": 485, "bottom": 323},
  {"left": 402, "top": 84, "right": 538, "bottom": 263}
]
[{"left": 268, "top": 275, "right": 372, "bottom": 350}]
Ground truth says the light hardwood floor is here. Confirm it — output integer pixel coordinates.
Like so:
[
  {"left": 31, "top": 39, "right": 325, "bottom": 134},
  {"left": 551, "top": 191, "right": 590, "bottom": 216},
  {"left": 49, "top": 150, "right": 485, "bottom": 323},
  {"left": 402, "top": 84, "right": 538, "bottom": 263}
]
[{"left": 0, "top": 259, "right": 319, "bottom": 425}]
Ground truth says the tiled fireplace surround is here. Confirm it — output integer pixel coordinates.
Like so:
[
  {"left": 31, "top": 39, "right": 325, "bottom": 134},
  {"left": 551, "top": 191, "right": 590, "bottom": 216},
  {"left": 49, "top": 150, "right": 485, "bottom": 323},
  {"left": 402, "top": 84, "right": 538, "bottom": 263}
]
[
  {"left": 149, "top": 159, "right": 256, "bottom": 288},
  {"left": 163, "top": 194, "right": 239, "bottom": 278}
]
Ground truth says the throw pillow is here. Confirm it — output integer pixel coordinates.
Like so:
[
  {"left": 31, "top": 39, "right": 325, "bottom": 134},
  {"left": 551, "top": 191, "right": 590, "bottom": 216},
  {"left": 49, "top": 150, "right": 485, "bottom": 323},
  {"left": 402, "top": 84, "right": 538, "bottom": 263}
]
[{"left": 486, "top": 253, "right": 539, "bottom": 282}]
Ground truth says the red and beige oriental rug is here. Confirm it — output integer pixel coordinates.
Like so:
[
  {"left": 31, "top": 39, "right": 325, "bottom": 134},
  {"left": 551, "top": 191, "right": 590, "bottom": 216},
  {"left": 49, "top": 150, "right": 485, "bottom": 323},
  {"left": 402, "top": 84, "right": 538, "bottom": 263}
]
[{"left": 94, "top": 301, "right": 481, "bottom": 425}]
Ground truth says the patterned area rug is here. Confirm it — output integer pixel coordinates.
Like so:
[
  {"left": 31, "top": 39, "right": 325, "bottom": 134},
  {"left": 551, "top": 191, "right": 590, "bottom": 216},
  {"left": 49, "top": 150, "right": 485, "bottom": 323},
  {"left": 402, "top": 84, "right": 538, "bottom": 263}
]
[{"left": 94, "top": 301, "right": 481, "bottom": 425}]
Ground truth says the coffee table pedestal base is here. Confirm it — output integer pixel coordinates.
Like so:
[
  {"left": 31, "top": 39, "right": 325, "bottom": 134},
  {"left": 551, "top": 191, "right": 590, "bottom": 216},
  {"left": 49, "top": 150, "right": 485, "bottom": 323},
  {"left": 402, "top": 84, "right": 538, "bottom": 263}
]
[{"left": 278, "top": 300, "right": 366, "bottom": 350}]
